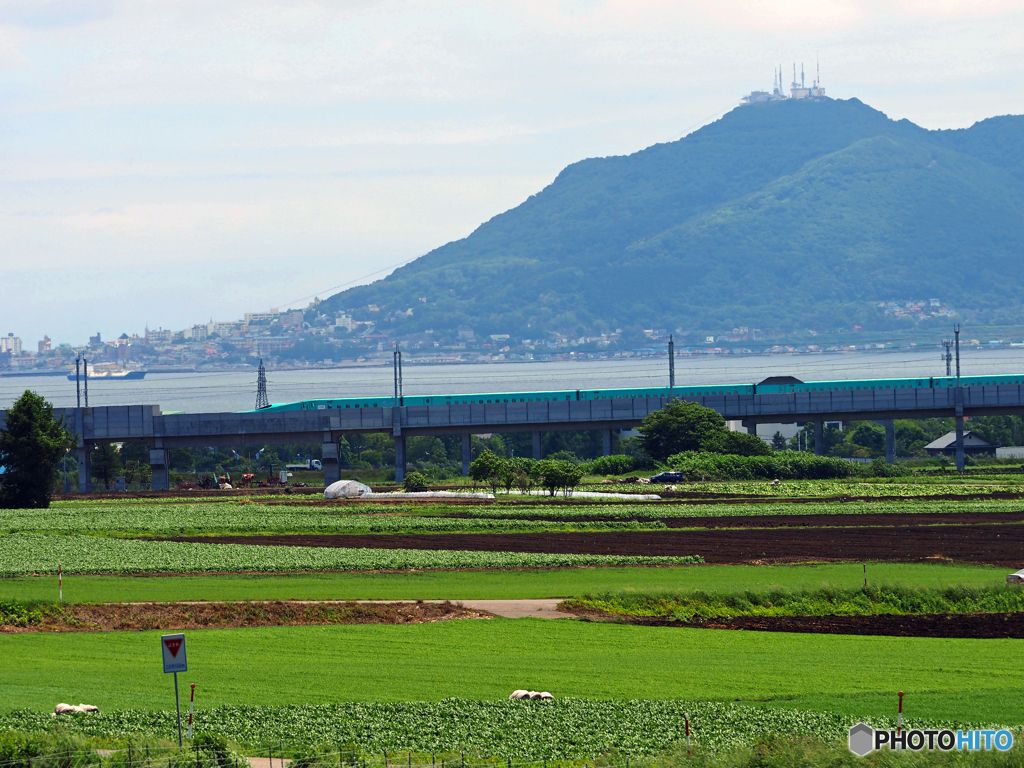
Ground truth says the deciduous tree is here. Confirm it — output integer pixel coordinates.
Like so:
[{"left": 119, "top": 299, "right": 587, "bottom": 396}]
[{"left": 0, "top": 390, "right": 74, "bottom": 509}]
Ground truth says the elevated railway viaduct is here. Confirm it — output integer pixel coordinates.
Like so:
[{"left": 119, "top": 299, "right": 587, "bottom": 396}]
[{"left": 2, "top": 380, "right": 1020, "bottom": 490}]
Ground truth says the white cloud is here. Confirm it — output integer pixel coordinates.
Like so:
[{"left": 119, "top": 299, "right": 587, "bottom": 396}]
[{"left": 1, "top": 0, "right": 1023, "bottom": 343}]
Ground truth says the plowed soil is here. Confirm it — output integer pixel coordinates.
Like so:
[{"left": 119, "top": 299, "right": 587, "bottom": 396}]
[
  {"left": 160, "top": 523, "right": 1024, "bottom": 567},
  {"left": 442, "top": 510, "right": 1024, "bottom": 528},
  {"left": 0, "top": 600, "right": 491, "bottom": 633},
  {"left": 570, "top": 611, "right": 1024, "bottom": 639}
]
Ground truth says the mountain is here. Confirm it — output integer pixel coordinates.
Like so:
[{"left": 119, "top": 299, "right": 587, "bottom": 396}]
[{"left": 320, "top": 98, "right": 1024, "bottom": 337}]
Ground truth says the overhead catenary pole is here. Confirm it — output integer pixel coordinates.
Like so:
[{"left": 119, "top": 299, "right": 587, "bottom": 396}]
[
  {"left": 668, "top": 334, "right": 675, "bottom": 399},
  {"left": 393, "top": 343, "right": 403, "bottom": 405},
  {"left": 83, "top": 357, "right": 89, "bottom": 408},
  {"left": 75, "top": 358, "right": 81, "bottom": 407},
  {"left": 954, "top": 324, "right": 961, "bottom": 384},
  {"left": 941, "top": 338, "right": 953, "bottom": 377},
  {"left": 953, "top": 324, "right": 964, "bottom": 473}
]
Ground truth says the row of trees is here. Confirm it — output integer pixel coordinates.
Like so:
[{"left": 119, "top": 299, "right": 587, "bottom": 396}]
[
  {"left": 782, "top": 415, "right": 1024, "bottom": 459},
  {"left": 467, "top": 451, "right": 585, "bottom": 496}
]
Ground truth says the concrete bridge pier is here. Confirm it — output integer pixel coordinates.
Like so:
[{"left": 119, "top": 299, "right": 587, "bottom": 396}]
[
  {"left": 532, "top": 431, "right": 542, "bottom": 460},
  {"left": 884, "top": 420, "right": 896, "bottom": 464},
  {"left": 814, "top": 421, "right": 825, "bottom": 456},
  {"left": 602, "top": 428, "right": 613, "bottom": 457},
  {"left": 955, "top": 417, "right": 966, "bottom": 472},
  {"left": 149, "top": 445, "right": 169, "bottom": 491},
  {"left": 954, "top": 387, "right": 966, "bottom": 472},
  {"left": 394, "top": 435, "right": 406, "bottom": 483},
  {"left": 322, "top": 439, "right": 341, "bottom": 486},
  {"left": 462, "top": 434, "right": 472, "bottom": 476},
  {"left": 76, "top": 445, "right": 91, "bottom": 494}
]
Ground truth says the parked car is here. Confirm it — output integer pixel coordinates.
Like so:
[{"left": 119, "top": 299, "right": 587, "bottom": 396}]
[{"left": 651, "top": 471, "right": 683, "bottom": 483}]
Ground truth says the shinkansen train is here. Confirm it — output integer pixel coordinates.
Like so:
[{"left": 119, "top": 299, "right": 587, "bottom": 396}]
[{"left": 247, "top": 373, "right": 1024, "bottom": 412}]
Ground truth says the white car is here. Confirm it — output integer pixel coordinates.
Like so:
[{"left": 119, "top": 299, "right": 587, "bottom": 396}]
[{"left": 1006, "top": 570, "right": 1024, "bottom": 585}]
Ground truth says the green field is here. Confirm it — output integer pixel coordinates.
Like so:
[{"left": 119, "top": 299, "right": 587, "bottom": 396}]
[
  {"left": 4, "top": 485, "right": 1023, "bottom": 759},
  {"left": 2, "top": 619, "right": 1021, "bottom": 725},
  {"left": 1, "top": 562, "right": 1006, "bottom": 603}
]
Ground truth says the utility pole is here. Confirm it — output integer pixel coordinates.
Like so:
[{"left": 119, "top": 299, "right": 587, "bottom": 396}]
[
  {"left": 393, "top": 343, "right": 403, "bottom": 406},
  {"left": 953, "top": 324, "right": 964, "bottom": 473},
  {"left": 75, "top": 357, "right": 81, "bottom": 407},
  {"left": 668, "top": 335, "right": 675, "bottom": 399},
  {"left": 83, "top": 357, "right": 89, "bottom": 408},
  {"left": 255, "top": 359, "right": 269, "bottom": 410},
  {"left": 941, "top": 338, "right": 953, "bottom": 377}
]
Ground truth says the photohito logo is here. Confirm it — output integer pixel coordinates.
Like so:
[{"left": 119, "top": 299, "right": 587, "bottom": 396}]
[{"left": 848, "top": 723, "right": 1013, "bottom": 756}]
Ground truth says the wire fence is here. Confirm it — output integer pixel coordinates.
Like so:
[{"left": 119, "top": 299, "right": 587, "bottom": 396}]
[{"left": 0, "top": 745, "right": 624, "bottom": 768}]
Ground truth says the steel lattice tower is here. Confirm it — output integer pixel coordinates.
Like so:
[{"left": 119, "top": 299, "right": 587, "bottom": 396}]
[{"left": 255, "top": 359, "right": 269, "bottom": 409}]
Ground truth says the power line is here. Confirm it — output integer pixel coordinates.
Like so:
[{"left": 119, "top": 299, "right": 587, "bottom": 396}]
[{"left": 273, "top": 257, "right": 418, "bottom": 311}]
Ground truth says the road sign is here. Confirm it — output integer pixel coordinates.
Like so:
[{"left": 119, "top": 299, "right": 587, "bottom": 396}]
[{"left": 161, "top": 634, "right": 187, "bottom": 674}]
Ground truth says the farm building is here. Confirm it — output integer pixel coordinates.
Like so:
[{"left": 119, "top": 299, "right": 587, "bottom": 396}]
[{"left": 923, "top": 430, "right": 997, "bottom": 457}]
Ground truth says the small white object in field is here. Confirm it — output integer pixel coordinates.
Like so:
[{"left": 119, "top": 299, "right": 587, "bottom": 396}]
[
  {"left": 539, "top": 692, "right": 554, "bottom": 700},
  {"left": 665, "top": 485, "right": 677, "bottom": 491},
  {"left": 770, "top": 479, "right": 781, "bottom": 486},
  {"left": 638, "top": 477, "right": 651, "bottom": 484},
  {"left": 1007, "top": 570, "right": 1024, "bottom": 585},
  {"left": 55, "top": 703, "right": 99, "bottom": 714},
  {"left": 509, "top": 690, "right": 529, "bottom": 700},
  {"left": 528, "top": 691, "right": 543, "bottom": 700}
]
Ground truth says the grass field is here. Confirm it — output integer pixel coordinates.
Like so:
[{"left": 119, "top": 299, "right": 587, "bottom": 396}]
[
  {"left": 5, "top": 483, "right": 1024, "bottom": 759},
  {"left": 0, "top": 562, "right": 1007, "bottom": 603},
  {"left": 2, "top": 618, "right": 1022, "bottom": 725}
]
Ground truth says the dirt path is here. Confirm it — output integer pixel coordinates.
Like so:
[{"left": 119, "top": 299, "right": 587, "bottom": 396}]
[{"left": 159, "top": 524, "right": 1024, "bottom": 567}]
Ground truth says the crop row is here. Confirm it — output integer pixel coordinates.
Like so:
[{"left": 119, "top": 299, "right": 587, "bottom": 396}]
[
  {"left": 0, "top": 534, "right": 702, "bottom": 577},
  {"left": 565, "top": 584, "right": 1024, "bottom": 620},
  {"left": 599, "top": 480, "right": 1024, "bottom": 497},
  {"left": 455, "top": 498, "right": 1024, "bottom": 520},
  {"left": 0, "top": 505, "right": 665, "bottom": 535},
  {"left": 0, "top": 701, "right": 982, "bottom": 758}
]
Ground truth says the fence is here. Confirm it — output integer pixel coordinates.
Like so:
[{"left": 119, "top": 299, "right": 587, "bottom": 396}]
[{"left": 0, "top": 746, "right": 624, "bottom": 768}]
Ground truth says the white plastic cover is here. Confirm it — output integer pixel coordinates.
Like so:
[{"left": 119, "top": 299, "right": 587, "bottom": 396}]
[{"left": 324, "top": 480, "right": 373, "bottom": 499}]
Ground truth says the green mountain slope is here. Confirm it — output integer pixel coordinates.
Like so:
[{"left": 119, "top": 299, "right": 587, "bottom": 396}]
[{"left": 322, "top": 99, "right": 1024, "bottom": 335}]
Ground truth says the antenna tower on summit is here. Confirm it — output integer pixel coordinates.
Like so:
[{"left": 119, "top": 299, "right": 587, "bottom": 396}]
[{"left": 255, "top": 359, "right": 270, "bottom": 410}]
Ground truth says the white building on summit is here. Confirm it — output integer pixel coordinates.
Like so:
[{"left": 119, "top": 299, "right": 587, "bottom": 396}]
[{"left": 743, "top": 61, "right": 826, "bottom": 104}]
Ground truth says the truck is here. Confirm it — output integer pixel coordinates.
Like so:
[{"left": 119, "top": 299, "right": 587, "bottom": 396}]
[{"left": 285, "top": 456, "right": 323, "bottom": 471}]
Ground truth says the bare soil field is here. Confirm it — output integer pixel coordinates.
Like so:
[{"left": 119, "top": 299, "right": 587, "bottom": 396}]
[
  {"left": 442, "top": 510, "right": 1024, "bottom": 528},
  {"left": 160, "top": 522, "right": 1024, "bottom": 567},
  {"left": 0, "top": 600, "right": 490, "bottom": 633},
  {"left": 567, "top": 609, "right": 1024, "bottom": 638}
]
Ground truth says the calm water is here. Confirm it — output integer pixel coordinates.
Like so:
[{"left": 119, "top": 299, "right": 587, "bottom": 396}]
[{"left": 2, "top": 348, "right": 1022, "bottom": 413}]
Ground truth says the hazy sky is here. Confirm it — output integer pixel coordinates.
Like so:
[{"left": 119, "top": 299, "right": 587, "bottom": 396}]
[{"left": 2, "top": 0, "right": 1022, "bottom": 346}]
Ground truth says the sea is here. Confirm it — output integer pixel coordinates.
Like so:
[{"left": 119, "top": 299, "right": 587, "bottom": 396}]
[{"left": 1, "top": 348, "right": 1022, "bottom": 414}]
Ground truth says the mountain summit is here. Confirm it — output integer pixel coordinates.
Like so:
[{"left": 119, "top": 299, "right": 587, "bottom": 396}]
[{"left": 321, "top": 99, "right": 1024, "bottom": 337}]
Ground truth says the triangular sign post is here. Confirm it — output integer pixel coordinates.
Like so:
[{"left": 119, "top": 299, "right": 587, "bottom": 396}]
[{"left": 161, "top": 634, "right": 187, "bottom": 746}]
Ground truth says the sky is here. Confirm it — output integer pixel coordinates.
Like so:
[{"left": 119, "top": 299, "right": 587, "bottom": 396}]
[{"left": 1, "top": 0, "right": 1022, "bottom": 347}]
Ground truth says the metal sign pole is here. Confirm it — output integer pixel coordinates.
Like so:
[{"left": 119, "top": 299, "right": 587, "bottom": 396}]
[
  {"left": 162, "top": 634, "right": 188, "bottom": 746},
  {"left": 174, "top": 671, "right": 183, "bottom": 746}
]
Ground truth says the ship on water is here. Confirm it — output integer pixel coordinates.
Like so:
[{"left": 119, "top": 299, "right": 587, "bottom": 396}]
[{"left": 67, "top": 364, "right": 146, "bottom": 381}]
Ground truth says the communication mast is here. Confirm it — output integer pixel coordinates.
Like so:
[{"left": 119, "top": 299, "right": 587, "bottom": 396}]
[
  {"left": 941, "top": 338, "right": 953, "bottom": 377},
  {"left": 255, "top": 359, "right": 270, "bottom": 410}
]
